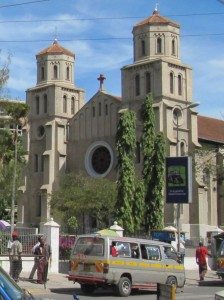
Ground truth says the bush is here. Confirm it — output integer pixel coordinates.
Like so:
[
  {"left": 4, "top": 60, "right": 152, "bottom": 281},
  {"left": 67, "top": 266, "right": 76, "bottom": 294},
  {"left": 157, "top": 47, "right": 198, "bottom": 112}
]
[{"left": 59, "top": 235, "right": 76, "bottom": 260}]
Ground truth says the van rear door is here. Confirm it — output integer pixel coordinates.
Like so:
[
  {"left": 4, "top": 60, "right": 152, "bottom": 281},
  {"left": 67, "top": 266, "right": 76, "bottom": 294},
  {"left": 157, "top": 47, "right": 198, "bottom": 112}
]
[{"left": 69, "top": 236, "right": 107, "bottom": 282}]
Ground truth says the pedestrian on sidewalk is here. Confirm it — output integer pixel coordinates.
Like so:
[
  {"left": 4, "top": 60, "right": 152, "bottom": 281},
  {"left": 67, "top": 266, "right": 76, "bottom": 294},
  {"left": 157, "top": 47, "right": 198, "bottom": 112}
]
[
  {"left": 29, "top": 236, "right": 43, "bottom": 280},
  {"left": 196, "top": 241, "right": 211, "bottom": 281},
  {"left": 34, "top": 237, "right": 52, "bottom": 284},
  {"left": 9, "top": 231, "right": 23, "bottom": 282}
]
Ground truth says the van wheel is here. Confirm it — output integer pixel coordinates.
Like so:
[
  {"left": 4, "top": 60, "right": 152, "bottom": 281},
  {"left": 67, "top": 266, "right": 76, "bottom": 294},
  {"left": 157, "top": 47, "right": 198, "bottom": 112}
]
[
  {"left": 166, "top": 276, "right": 177, "bottom": 289},
  {"left": 116, "top": 277, "right": 131, "bottom": 297},
  {"left": 80, "top": 284, "right": 95, "bottom": 294}
]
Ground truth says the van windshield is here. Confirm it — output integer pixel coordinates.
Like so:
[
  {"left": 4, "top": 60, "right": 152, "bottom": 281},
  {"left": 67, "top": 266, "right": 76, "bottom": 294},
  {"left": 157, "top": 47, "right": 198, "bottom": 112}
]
[
  {"left": 217, "top": 240, "right": 224, "bottom": 257},
  {"left": 73, "top": 236, "right": 105, "bottom": 257}
]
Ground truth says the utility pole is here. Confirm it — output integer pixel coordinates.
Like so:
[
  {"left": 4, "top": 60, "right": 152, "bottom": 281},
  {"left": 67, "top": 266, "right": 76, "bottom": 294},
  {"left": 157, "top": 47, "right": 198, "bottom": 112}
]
[{"left": 11, "top": 125, "right": 18, "bottom": 234}]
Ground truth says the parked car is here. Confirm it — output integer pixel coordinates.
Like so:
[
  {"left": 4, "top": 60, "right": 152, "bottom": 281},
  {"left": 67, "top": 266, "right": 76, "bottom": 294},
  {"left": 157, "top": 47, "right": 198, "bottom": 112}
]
[{"left": 0, "top": 265, "right": 37, "bottom": 300}]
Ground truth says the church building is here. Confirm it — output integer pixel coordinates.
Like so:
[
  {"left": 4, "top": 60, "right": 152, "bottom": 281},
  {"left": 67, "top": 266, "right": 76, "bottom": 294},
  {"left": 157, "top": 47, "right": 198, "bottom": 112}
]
[{"left": 17, "top": 9, "right": 224, "bottom": 240}]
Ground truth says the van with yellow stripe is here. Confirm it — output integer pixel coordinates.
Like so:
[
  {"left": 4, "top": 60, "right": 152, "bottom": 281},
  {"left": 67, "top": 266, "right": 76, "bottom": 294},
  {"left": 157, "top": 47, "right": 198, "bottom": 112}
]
[{"left": 68, "top": 234, "right": 185, "bottom": 297}]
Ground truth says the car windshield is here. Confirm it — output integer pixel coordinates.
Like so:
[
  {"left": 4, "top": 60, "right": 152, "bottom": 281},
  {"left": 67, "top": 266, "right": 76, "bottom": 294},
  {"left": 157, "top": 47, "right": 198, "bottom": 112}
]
[
  {"left": 0, "top": 266, "right": 32, "bottom": 300},
  {"left": 72, "top": 236, "right": 105, "bottom": 257}
]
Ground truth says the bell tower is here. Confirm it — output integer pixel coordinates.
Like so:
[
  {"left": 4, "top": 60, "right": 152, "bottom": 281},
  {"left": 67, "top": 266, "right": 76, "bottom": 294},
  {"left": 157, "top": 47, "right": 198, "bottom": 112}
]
[
  {"left": 121, "top": 8, "right": 199, "bottom": 227},
  {"left": 18, "top": 40, "right": 85, "bottom": 229}
]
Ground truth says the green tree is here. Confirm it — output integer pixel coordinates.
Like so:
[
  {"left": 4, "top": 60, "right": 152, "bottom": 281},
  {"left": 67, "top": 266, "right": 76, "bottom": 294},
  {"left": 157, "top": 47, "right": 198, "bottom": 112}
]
[
  {"left": 132, "top": 179, "right": 145, "bottom": 233},
  {"left": 50, "top": 173, "right": 117, "bottom": 232},
  {"left": 116, "top": 109, "right": 136, "bottom": 234},
  {"left": 141, "top": 93, "right": 156, "bottom": 182},
  {"left": 141, "top": 94, "right": 165, "bottom": 232},
  {"left": 144, "top": 133, "right": 165, "bottom": 231},
  {"left": 0, "top": 101, "right": 28, "bottom": 221},
  {"left": 0, "top": 51, "right": 10, "bottom": 93}
]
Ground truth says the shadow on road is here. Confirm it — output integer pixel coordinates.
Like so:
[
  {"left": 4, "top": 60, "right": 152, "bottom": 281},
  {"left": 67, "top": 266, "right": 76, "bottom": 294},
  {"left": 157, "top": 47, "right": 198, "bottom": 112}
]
[
  {"left": 50, "top": 287, "right": 156, "bottom": 297},
  {"left": 199, "top": 280, "right": 224, "bottom": 287}
]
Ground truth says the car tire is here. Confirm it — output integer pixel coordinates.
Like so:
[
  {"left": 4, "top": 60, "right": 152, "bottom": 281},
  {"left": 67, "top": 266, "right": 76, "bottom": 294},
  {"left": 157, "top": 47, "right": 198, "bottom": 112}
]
[
  {"left": 80, "top": 283, "right": 95, "bottom": 294},
  {"left": 166, "top": 276, "right": 177, "bottom": 289},
  {"left": 116, "top": 277, "right": 132, "bottom": 297}
]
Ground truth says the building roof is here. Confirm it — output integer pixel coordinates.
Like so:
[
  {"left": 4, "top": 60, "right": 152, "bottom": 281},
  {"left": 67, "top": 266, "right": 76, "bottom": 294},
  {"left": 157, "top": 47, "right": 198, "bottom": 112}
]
[
  {"left": 198, "top": 115, "right": 224, "bottom": 144},
  {"left": 134, "top": 9, "right": 180, "bottom": 29},
  {"left": 36, "top": 39, "right": 75, "bottom": 57}
]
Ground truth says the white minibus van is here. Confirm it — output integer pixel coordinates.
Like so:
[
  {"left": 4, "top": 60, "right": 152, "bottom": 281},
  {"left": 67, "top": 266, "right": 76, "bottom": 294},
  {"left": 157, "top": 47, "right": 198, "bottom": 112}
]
[{"left": 68, "top": 234, "right": 185, "bottom": 297}]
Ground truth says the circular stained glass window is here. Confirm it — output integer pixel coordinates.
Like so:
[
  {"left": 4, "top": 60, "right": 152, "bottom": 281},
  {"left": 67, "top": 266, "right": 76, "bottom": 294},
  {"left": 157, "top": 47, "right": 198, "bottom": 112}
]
[
  {"left": 91, "top": 146, "right": 111, "bottom": 174},
  {"left": 85, "top": 141, "right": 114, "bottom": 178}
]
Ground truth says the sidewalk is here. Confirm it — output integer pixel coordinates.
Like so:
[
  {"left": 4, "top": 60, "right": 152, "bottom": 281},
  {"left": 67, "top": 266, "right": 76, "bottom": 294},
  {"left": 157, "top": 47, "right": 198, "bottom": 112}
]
[
  {"left": 18, "top": 271, "right": 78, "bottom": 296},
  {"left": 17, "top": 269, "right": 221, "bottom": 296}
]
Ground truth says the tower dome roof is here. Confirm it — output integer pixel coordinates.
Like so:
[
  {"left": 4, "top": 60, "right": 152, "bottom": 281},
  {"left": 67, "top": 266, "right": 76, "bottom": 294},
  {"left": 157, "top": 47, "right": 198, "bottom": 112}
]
[
  {"left": 36, "top": 39, "right": 75, "bottom": 58},
  {"left": 134, "top": 9, "right": 180, "bottom": 29}
]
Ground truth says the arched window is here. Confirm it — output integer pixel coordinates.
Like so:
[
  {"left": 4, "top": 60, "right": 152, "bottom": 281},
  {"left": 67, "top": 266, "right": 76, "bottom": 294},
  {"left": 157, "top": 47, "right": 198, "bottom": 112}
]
[
  {"left": 170, "top": 72, "right": 174, "bottom": 94},
  {"left": 157, "top": 37, "right": 162, "bottom": 53},
  {"left": 135, "top": 74, "right": 140, "bottom": 96},
  {"left": 180, "top": 141, "right": 186, "bottom": 156},
  {"left": 92, "top": 106, "right": 95, "bottom": 117},
  {"left": 63, "top": 95, "right": 67, "bottom": 113},
  {"left": 43, "top": 94, "right": 47, "bottom": 113},
  {"left": 105, "top": 104, "right": 108, "bottom": 116},
  {"left": 66, "top": 66, "right": 70, "bottom": 80},
  {"left": 146, "top": 72, "right": 151, "bottom": 94},
  {"left": 99, "top": 102, "right": 101, "bottom": 116},
  {"left": 71, "top": 97, "right": 75, "bottom": 114},
  {"left": 36, "top": 96, "right": 40, "bottom": 114},
  {"left": 172, "top": 39, "right": 175, "bottom": 55},
  {"left": 53, "top": 65, "right": 58, "bottom": 79},
  {"left": 141, "top": 40, "right": 146, "bottom": 56},
  {"left": 178, "top": 74, "right": 182, "bottom": 95},
  {"left": 41, "top": 67, "right": 45, "bottom": 80}
]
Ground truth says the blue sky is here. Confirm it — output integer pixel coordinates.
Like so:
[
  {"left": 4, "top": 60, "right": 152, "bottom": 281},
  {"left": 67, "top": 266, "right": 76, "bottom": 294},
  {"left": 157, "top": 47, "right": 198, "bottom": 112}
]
[{"left": 1, "top": 0, "right": 224, "bottom": 119}]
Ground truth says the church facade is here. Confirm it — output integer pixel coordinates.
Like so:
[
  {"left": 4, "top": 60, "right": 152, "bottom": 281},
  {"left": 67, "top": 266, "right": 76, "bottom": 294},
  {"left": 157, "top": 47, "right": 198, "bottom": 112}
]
[{"left": 17, "top": 10, "right": 224, "bottom": 239}]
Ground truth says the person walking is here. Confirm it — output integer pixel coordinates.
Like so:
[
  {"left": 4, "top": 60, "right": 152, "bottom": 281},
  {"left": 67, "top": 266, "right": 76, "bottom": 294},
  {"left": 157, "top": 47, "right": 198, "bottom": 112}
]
[
  {"left": 196, "top": 241, "right": 210, "bottom": 281},
  {"left": 29, "top": 236, "right": 42, "bottom": 280},
  {"left": 7, "top": 237, "right": 13, "bottom": 276},
  {"left": 9, "top": 231, "right": 23, "bottom": 282},
  {"left": 34, "top": 237, "right": 52, "bottom": 284}
]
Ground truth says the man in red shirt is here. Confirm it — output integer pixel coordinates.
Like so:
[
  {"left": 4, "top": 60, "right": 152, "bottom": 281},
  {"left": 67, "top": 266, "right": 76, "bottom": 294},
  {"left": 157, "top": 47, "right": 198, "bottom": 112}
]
[{"left": 196, "top": 241, "right": 210, "bottom": 281}]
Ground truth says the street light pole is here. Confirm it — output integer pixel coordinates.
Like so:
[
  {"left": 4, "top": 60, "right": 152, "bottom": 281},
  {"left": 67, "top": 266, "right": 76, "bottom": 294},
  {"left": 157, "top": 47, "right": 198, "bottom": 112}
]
[
  {"left": 176, "top": 102, "right": 199, "bottom": 253},
  {"left": 11, "top": 125, "right": 18, "bottom": 234},
  {"left": 176, "top": 113, "right": 181, "bottom": 253}
]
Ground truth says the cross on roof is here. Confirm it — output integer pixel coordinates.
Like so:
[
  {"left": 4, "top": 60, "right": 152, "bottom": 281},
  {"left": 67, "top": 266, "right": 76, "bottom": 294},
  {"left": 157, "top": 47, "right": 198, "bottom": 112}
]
[{"left": 97, "top": 74, "right": 106, "bottom": 91}]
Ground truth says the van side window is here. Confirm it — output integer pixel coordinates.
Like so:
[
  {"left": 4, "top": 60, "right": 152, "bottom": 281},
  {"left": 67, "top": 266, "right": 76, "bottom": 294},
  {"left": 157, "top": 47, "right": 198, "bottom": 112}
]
[
  {"left": 130, "top": 243, "right": 140, "bottom": 259},
  {"left": 140, "top": 244, "right": 148, "bottom": 259},
  {"left": 111, "top": 241, "right": 131, "bottom": 257},
  {"left": 146, "top": 245, "right": 161, "bottom": 261},
  {"left": 164, "top": 246, "right": 178, "bottom": 261}
]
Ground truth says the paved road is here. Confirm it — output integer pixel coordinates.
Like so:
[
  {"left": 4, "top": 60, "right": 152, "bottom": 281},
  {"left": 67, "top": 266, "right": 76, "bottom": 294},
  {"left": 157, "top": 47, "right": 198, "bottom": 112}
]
[
  {"left": 21, "top": 285, "right": 224, "bottom": 300},
  {"left": 18, "top": 270, "right": 224, "bottom": 300}
]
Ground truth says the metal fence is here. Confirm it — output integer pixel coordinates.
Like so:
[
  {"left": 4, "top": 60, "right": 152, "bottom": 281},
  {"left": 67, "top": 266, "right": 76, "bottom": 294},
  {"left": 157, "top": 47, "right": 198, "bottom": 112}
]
[{"left": 0, "top": 232, "right": 41, "bottom": 255}]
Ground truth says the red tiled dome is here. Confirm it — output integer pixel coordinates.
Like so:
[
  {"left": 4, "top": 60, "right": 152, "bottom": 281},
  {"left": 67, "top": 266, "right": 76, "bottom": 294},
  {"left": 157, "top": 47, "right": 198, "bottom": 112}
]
[
  {"left": 134, "top": 10, "right": 180, "bottom": 29},
  {"left": 36, "top": 39, "right": 74, "bottom": 58}
]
